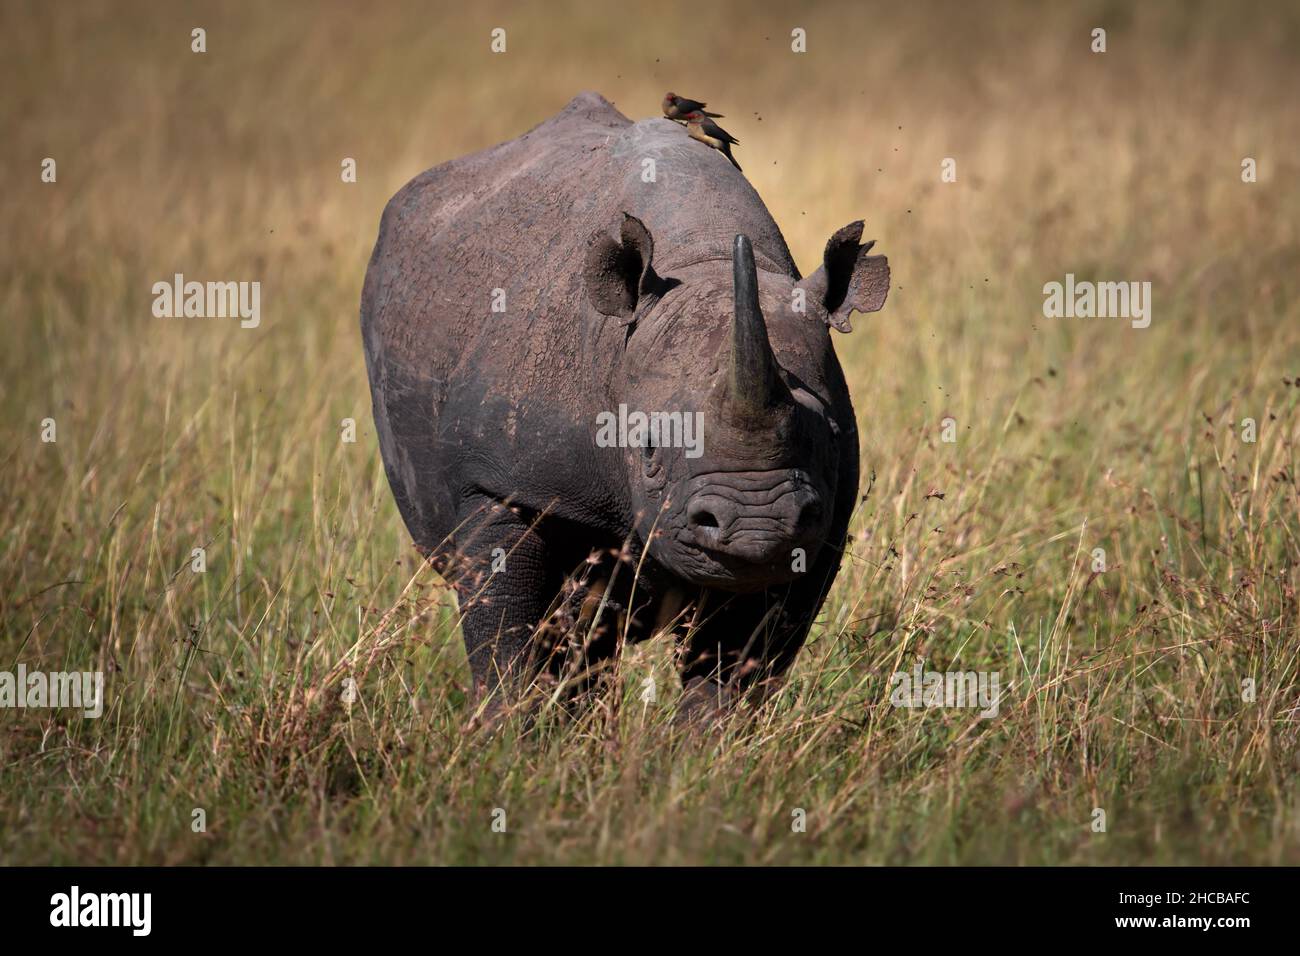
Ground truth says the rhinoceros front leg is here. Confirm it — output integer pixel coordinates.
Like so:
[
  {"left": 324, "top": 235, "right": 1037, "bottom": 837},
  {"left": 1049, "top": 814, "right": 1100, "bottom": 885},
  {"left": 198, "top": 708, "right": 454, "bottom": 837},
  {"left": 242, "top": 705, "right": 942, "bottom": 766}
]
[
  {"left": 444, "top": 495, "right": 554, "bottom": 712},
  {"left": 675, "top": 593, "right": 784, "bottom": 719},
  {"left": 675, "top": 573, "right": 834, "bottom": 723}
]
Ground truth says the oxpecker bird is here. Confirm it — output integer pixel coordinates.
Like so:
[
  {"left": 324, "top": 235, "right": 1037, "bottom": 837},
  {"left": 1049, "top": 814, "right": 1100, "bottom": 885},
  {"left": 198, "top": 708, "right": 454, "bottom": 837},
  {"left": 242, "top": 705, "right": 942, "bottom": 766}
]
[
  {"left": 663, "top": 92, "right": 723, "bottom": 121},
  {"left": 684, "top": 112, "right": 742, "bottom": 172}
]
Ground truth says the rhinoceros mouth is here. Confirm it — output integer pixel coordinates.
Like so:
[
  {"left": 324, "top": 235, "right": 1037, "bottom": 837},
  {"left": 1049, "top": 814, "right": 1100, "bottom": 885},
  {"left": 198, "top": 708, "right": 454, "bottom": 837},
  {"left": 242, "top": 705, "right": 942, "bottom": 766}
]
[
  {"left": 667, "top": 542, "right": 811, "bottom": 592},
  {"left": 664, "top": 521, "right": 825, "bottom": 593}
]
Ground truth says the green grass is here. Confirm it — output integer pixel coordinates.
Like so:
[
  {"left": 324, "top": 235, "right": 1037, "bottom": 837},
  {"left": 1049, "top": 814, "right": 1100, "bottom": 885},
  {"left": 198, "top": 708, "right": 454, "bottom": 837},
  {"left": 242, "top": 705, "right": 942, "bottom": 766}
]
[{"left": 2, "top": 0, "right": 1299, "bottom": 864}]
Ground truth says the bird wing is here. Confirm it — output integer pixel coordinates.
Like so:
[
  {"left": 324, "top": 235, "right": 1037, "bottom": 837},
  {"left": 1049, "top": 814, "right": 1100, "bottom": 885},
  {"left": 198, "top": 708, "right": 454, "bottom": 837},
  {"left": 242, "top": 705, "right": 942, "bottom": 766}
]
[{"left": 702, "top": 118, "right": 738, "bottom": 144}]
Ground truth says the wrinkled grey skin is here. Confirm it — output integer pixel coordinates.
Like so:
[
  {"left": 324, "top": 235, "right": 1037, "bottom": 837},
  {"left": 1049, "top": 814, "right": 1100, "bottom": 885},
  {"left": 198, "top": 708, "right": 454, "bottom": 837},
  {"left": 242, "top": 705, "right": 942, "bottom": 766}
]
[{"left": 361, "top": 92, "right": 888, "bottom": 715}]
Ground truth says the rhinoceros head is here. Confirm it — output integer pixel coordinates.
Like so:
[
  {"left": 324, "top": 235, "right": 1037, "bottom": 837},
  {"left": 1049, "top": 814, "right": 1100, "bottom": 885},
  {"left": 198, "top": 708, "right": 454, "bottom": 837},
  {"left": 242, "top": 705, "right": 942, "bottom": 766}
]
[{"left": 584, "top": 215, "right": 888, "bottom": 592}]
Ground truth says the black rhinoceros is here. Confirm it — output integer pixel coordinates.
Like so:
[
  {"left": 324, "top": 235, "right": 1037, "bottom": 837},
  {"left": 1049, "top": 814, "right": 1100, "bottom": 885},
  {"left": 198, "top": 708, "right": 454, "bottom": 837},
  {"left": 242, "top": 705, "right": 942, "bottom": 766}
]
[{"left": 360, "top": 92, "right": 888, "bottom": 719}]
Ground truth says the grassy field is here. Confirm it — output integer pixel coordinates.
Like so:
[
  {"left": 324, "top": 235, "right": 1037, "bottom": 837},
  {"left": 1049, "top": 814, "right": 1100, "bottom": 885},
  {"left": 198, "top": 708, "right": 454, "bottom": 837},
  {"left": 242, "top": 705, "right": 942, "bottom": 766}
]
[{"left": 2, "top": 0, "right": 1299, "bottom": 865}]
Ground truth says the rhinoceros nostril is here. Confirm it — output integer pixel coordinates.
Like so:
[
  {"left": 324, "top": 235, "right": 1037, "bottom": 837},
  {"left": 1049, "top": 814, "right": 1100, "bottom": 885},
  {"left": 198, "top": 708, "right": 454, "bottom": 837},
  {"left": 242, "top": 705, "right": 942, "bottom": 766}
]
[
  {"left": 690, "top": 509, "right": 719, "bottom": 529},
  {"left": 686, "top": 500, "right": 725, "bottom": 547}
]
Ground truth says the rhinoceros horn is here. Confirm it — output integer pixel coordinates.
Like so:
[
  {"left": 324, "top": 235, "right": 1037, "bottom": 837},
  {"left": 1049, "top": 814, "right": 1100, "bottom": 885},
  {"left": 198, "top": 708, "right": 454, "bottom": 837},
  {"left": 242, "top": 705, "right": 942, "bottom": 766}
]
[{"left": 727, "top": 234, "right": 782, "bottom": 416}]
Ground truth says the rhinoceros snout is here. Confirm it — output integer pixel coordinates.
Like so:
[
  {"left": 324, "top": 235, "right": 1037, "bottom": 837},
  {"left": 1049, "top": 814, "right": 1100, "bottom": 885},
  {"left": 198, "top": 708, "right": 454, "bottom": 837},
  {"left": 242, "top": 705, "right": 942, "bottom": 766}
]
[{"left": 683, "top": 476, "right": 825, "bottom": 566}]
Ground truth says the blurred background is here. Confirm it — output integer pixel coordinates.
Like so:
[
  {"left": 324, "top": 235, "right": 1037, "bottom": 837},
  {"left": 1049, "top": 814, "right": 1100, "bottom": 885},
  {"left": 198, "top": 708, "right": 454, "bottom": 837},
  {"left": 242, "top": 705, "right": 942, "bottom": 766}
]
[
  {"left": 4, "top": 0, "right": 1297, "bottom": 408},
  {"left": 2, "top": 1, "right": 1299, "bottom": 864}
]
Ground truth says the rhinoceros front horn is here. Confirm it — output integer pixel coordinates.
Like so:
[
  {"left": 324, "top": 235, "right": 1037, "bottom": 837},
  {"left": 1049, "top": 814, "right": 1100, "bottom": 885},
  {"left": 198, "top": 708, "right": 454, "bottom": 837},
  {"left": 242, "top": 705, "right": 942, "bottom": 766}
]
[{"left": 726, "top": 234, "right": 782, "bottom": 417}]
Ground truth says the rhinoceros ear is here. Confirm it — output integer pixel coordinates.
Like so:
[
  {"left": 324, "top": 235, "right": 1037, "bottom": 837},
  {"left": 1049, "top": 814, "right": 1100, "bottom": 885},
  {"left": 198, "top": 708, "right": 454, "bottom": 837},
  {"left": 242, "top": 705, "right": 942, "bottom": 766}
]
[
  {"left": 797, "top": 220, "right": 890, "bottom": 333},
  {"left": 583, "top": 213, "right": 658, "bottom": 325}
]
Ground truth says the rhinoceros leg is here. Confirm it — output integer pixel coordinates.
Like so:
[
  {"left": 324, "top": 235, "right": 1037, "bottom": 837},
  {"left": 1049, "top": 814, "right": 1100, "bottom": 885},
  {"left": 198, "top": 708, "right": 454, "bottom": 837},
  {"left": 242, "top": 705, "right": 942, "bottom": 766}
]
[
  {"left": 674, "top": 561, "right": 841, "bottom": 720},
  {"left": 535, "top": 551, "right": 672, "bottom": 707},
  {"left": 674, "top": 595, "right": 769, "bottom": 727},
  {"left": 444, "top": 495, "right": 556, "bottom": 708}
]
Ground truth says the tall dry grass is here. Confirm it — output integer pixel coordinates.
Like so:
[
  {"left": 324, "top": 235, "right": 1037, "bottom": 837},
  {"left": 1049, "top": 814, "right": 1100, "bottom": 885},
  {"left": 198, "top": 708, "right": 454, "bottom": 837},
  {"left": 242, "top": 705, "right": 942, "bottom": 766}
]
[{"left": 1, "top": 0, "right": 1298, "bottom": 863}]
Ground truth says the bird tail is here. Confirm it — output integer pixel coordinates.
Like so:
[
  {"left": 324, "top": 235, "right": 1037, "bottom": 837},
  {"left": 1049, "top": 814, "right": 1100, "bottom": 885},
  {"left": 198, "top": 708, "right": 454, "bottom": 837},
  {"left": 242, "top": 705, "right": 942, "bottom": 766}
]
[
  {"left": 725, "top": 146, "right": 742, "bottom": 172},
  {"left": 702, "top": 110, "right": 724, "bottom": 118}
]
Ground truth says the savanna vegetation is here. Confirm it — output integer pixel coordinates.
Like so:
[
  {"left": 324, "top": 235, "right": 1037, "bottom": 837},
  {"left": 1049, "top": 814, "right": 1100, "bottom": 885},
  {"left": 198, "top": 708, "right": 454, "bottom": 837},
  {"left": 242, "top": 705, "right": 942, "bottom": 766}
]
[{"left": 2, "top": 0, "right": 1298, "bottom": 864}]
